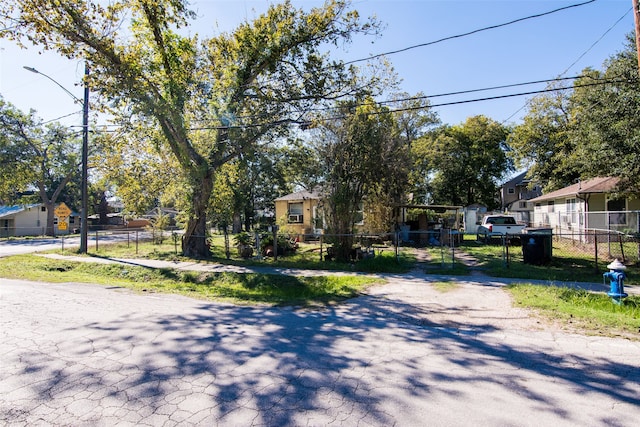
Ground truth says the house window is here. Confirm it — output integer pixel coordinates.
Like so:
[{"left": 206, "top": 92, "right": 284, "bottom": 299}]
[
  {"left": 507, "top": 188, "right": 515, "bottom": 194},
  {"left": 288, "top": 202, "right": 303, "bottom": 223},
  {"left": 607, "top": 198, "right": 626, "bottom": 225},
  {"left": 566, "top": 198, "right": 577, "bottom": 223},
  {"left": 69, "top": 217, "right": 75, "bottom": 224},
  {"left": 519, "top": 201, "right": 528, "bottom": 209},
  {"left": 548, "top": 201, "right": 555, "bottom": 212},
  {"left": 41, "top": 206, "right": 46, "bottom": 212}
]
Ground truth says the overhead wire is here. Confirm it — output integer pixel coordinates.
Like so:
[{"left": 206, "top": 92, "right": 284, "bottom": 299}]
[
  {"left": 84, "top": 74, "right": 634, "bottom": 133},
  {"left": 344, "top": 0, "right": 597, "bottom": 65},
  {"left": 501, "top": 5, "right": 632, "bottom": 123},
  {"left": 70, "top": 0, "right": 612, "bottom": 132}
]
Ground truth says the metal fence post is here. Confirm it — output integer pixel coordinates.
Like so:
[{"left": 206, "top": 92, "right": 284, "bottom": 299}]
[
  {"left": 395, "top": 231, "right": 399, "bottom": 263},
  {"left": 450, "top": 229, "right": 455, "bottom": 269},
  {"left": 505, "top": 233, "right": 510, "bottom": 268},
  {"left": 273, "top": 227, "right": 278, "bottom": 261},
  {"left": 594, "top": 230, "right": 599, "bottom": 273}
]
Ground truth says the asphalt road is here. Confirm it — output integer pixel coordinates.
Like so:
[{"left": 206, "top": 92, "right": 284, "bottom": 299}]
[
  {"left": 0, "top": 232, "right": 149, "bottom": 257},
  {"left": 1, "top": 272, "right": 639, "bottom": 426}
]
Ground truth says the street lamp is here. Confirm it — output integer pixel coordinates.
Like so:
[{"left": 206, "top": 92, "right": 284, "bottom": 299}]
[{"left": 24, "top": 64, "right": 90, "bottom": 254}]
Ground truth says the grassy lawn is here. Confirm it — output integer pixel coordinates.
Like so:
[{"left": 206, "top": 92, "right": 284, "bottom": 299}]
[
  {"left": 0, "top": 254, "right": 382, "bottom": 306},
  {"left": 451, "top": 236, "right": 640, "bottom": 284},
  {"left": 507, "top": 283, "right": 640, "bottom": 339},
  {"left": 71, "top": 234, "right": 415, "bottom": 274}
]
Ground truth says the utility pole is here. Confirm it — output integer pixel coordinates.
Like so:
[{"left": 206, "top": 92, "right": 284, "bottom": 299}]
[
  {"left": 634, "top": 0, "right": 640, "bottom": 75},
  {"left": 80, "top": 63, "right": 89, "bottom": 254}
]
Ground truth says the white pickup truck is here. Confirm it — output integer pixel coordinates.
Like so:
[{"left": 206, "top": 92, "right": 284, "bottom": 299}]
[{"left": 476, "top": 215, "right": 526, "bottom": 243}]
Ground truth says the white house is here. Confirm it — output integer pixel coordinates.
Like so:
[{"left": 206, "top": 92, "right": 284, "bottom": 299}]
[
  {"left": 0, "top": 204, "right": 79, "bottom": 237},
  {"left": 529, "top": 177, "right": 640, "bottom": 234}
]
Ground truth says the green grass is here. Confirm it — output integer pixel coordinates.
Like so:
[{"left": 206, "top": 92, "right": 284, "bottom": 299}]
[
  {"left": 66, "top": 235, "right": 415, "bottom": 274},
  {"left": 457, "top": 238, "right": 640, "bottom": 283},
  {"left": 507, "top": 283, "right": 640, "bottom": 338},
  {"left": 431, "top": 281, "right": 460, "bottom": 292},
  {"left": 0, "top": 254, "right": 382, "bottom": 306}
]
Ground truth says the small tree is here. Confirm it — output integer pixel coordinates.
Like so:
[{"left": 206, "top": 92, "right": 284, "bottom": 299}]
[
  {"left": 0, "top": 99, "right": 80, "bottom": 235},
  {"left": 316, "top": 99, "right": 408, "bottom": 262}
]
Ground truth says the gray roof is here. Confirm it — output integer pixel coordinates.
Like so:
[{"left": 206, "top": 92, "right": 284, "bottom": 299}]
[
  {"left": 530, "top": 177, "right": 620, "bottom": 202},
  {"left": 0, "top": 204, "right": 40, "bottom": 219},
  {"left": 274, "top": 189, "right": 321, "bottom": 202}
]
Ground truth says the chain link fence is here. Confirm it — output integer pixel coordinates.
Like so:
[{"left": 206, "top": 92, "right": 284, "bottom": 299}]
[{"left": 421, "top": 229, "right": 639, "bottom": 273}]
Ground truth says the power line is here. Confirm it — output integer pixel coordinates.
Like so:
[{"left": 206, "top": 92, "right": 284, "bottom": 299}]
[
  {"left": 76, "top": 73, "right": 632, "bottom": 134},
  {"left": 186, "top": 77, "right": 635, "bottom": 130},
  {"left": 502, "top": 5, "right": 632, "bottom": 123},
  {"left": 243, "top": 0, "right": 599, "bottom": 97},
  {"left": 344, "top": 0, "right": 597, "bottom": 65},
  {"left": 42, "top": 111, "right": 82, "bottom": 124}
]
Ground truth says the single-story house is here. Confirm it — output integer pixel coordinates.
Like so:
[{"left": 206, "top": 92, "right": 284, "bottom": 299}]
[
  {"left": 0, "top": 204, "right": 80, "bottom": 237},
  {"left": 529, "top": 177, "right": 640, "bottom": 234},
  {"left": 275, "top": 189, "right": 465, "bottom": 245},
  {"left": 274, "top": 189, "right": 322, "bottom": 240}
]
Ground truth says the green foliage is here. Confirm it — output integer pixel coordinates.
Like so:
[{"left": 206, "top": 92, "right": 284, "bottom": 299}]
[
  {"left": 507, "top": 82, "right": 579, "bottom": 192},
  {"left": 508, "top": 283, "right": 640, "bottom": 337},
  {"left": 0, "top": 98, "right": 81, "bottom": 234},
  {"left": 232, "top": 232, "right": 254, "bottom": 247},
  {"left": 316, "top": 98, "right": 409, "bottom": 261},
  {"left": 0, "top": 0, "right": 384, "bottom": 257},
  {"left": 414, "top": 116, "right": 512, "bottom": 208},
  {"left": 509, "top": 34, "right": 640, "bottom": 194}
]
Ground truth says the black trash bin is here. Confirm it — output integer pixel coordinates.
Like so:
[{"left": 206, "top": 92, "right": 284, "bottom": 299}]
[{"left": 522, "top": 229, "right": 552, "bottom": 265}]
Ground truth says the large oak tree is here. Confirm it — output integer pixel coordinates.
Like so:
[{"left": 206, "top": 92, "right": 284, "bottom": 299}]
[
  {"left": 1, "top": 0, "right": 381, "bottom": 257},
  {"left": 509, "top": 35, "right": 640, "bottom": 194}
]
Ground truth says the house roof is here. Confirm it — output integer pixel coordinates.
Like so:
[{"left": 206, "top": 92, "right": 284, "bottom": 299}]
[
  {"left": 0, "top": 204, "right": 40, "bottom": 219},
  {"left": 501, "top": 171, "right": 528, "bottom": 187},
  {"left": 530, "top": 177, "right": 620, "bottom": 203},
  {"left": 275, "top": 189, "right": 321, "bottom": 202}
]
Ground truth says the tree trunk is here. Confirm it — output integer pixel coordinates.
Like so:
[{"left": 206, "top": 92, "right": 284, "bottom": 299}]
[
  {"left": 45, "top": 201, "right": 56, "bottom": 236},
  {"left": 232, "top": 212, "right": 242, "bottom": 234},
  {"left": 335, "top": 234, "right": 354, "bottom": 263},
  {"left": 182, "top": 172, "right": 214, "bottom": 258}
]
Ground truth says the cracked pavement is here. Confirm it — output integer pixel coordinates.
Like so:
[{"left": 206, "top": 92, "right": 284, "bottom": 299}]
[{"left": 1, "top": 268, "right": 639, "bottom": 426}]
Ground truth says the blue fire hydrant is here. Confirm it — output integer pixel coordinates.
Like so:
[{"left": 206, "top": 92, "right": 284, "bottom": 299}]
[{"left": 603, "top": 259, "right": 628, "bottom": 304}]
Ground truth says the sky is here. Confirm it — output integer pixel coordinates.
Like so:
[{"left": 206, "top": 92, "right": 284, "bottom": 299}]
[{"left": 0, "top": 0, "right": 635, "bottom": 130}]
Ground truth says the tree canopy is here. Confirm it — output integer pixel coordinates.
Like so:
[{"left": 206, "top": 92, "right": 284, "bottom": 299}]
[
  {"left": 310, "top": 98, "right": 409, "bottom": 261},
  {"left": 0, "top": 98, "right": 80, "bottom": 235},
  {"left": 1, "top": 0, "right": 384, "bottom": 257},
  {"left": 413, "top": 115, "right": 512, "bottom": 209},
  {"left": 509, "top": 34, "right": 640, "bottom": 194}
]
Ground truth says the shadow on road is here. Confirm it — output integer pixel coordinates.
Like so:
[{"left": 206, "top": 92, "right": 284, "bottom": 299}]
[{"left": 11, "top": 291, "right": 639, "bottom": 425}]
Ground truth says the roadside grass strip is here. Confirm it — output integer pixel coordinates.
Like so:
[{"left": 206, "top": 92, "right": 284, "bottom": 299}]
[
  {"left": 507, "top": 283, "right": 640, "bottom": 338},
  {"left": 0, "top": 254, "right": 381, "bottom": 306}
]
